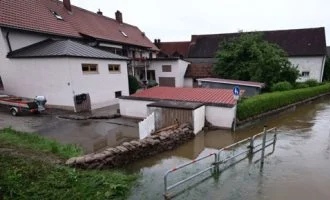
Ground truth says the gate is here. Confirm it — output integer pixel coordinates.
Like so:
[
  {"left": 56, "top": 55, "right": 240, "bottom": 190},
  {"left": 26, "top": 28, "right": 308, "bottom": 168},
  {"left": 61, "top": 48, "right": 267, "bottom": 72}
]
[
  {"left": 74, "top": 93, "right": 91, "bottom": 112},
  {"left": 164, "top": 126, "right": 277, "bottom": 199}
]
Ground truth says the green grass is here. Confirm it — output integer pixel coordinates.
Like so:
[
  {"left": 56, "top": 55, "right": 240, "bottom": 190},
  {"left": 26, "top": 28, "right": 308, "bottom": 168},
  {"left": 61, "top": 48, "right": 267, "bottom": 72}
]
[
  {"left": 237, "top": 83, "right": 330, "bottom": 121},
  {"left": 0, "top": 128, "right": 82, "bottom": 159},
  {"left": 0, "top": 128, "right": 137, "bottom": 200}
]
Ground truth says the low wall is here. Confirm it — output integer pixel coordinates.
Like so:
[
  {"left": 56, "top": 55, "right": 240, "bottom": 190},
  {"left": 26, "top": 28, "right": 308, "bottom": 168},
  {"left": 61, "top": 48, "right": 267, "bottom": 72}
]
[{"left": 65, "top": 124, "right": 194, "bottom": 169}]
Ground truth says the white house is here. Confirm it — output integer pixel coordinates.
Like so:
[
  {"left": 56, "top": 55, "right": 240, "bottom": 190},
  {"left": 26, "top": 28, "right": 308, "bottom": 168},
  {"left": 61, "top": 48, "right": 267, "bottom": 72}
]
[
  {"left": 0, "top": 0, "right": 162, "bottom": 111},
  {"left": 119, "top": 86, "right": 239, "bottom": 129}
]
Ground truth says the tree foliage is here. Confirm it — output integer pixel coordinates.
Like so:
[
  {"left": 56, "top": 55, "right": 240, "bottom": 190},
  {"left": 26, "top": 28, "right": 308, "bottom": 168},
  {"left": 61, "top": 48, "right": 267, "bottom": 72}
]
[
  {"left": 128, "top": 75, "right": 141, "bottom": 94},
  {"left": 322, "top": 57, "right": 330, "bottom": 81},
  {"left": 214, "top": 33, "right": 299, "bottom": 89}
]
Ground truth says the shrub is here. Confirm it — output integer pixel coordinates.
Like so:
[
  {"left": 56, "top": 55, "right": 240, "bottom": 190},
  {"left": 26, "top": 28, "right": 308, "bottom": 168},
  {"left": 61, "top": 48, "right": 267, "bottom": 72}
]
[
  {"left": 271, "top": 81, "right": 293, "bottom": 92},
  {"left": 237, "top": 83, "right": 330, "bottom": 121},
  {"left": 304, "top": 79, "right": 319, "bottom": 87},
  {"left": 294, "top": 83, "right": 309, "bottom": 89},
  {"left": 128, "top": 75, "right": 141, "bottom": 94}
]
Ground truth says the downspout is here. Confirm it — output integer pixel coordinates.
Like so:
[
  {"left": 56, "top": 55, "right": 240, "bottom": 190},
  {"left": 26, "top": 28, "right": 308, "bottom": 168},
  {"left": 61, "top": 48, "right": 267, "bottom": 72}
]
[
  {"left": 5, "top": 31, "right": 12, "bottom": 52},
  {"left": 320, "top": 56, "right": 326, "bottom": 82}
]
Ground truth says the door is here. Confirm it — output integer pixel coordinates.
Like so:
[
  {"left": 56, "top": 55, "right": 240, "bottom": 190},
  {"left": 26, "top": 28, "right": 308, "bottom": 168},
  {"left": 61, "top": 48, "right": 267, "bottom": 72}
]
[{"left": 159, "top": 77, "right": 175, "bottom": 87}]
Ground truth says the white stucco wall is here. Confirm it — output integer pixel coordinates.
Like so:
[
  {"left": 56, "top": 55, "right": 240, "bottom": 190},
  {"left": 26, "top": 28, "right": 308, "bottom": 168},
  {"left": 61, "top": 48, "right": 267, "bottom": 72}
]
[
  {"left": 2, "top": 29, "right": 48, "bottom": 51},
  {"left": 193, "top": 106, "right": 205, "bottom": 134},
  {"left": 184, "top": 78, "right": 193, "bottom": 87},
  {"left": 149, "top": 59, "right": 189, "bottom": 87},
  {"left": 205, "top": 106, "right": 236, "bottom": 129},
  {"left": 119, "top": 99, "right": 155, "bottom": 118},
  {"left": 289, "top": 56, "right": 326, "bottom": 82},
  {"left": 1, "top": 55, "right": 129, "bottom": 110}
]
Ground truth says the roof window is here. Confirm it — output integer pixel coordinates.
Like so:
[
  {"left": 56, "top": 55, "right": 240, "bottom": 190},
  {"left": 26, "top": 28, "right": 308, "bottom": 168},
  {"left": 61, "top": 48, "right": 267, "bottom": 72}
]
[
  {"left": 50, "top": 10, "right": 63, "bottom": 20},
  {"left": 120, "top": 30, "right": 128, "bottom": 37}
]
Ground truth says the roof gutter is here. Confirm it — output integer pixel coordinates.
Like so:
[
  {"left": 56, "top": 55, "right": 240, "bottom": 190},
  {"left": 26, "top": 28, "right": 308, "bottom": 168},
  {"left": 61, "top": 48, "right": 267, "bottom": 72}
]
[{"left": 5, "top": 31, "right": 12, "bottom": 52}]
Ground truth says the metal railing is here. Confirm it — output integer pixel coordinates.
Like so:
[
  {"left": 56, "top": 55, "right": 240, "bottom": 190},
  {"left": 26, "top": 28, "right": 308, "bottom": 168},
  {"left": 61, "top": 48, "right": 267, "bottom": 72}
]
[{"left": 163, "top": 126, "right": 277, "bottom": 199}]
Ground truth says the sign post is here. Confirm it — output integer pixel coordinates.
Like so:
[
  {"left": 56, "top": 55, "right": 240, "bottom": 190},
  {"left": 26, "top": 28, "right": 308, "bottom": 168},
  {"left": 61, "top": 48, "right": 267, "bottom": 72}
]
[{"left": 232, "top": 86, "right": 240, "bottom": 132}]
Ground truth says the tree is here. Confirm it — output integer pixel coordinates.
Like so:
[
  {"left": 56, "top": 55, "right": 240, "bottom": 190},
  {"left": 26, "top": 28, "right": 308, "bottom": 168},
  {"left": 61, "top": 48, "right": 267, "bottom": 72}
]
[
  {"left": 214, "top": 33, "right": 299, "bottom": 89},
  {"left": 128, "top": 75, "right": 141, "bottom": 94}
]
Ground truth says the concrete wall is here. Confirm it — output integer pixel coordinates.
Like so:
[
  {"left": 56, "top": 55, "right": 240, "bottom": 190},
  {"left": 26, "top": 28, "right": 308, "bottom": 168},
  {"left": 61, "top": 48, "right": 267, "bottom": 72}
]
[
  {"left": 119, "top": 99, "right": 155, "bottom": 118},
  {"left": 149, "top": 59, "right": 189, "bottom": 87},
  {"left": 2, "top": 29, "right": 47, "bottom": 51},
  {"left": 1, "top": 56, "right": 128, "bottom": 110},
  {"left": 205, "top": 106, "right": 236, "bottom": 129},
  {"left": 184, "top": 78, "right": 193, "bottom": 87},
  {"left": 193, "top": 105, "right": 205, "bottom": 134},
  {"left": 289, "top": 56, "right": 326, "bottom": 82},
  {"left": 199, "top": 81, "right": 261, "bottom": 97}
]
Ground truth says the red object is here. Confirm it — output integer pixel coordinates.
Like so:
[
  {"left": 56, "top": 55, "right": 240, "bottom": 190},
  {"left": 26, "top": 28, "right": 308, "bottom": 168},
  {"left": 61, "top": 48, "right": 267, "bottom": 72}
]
[{"left": 132, "top": 87, "right": 240, "bottom": 106}]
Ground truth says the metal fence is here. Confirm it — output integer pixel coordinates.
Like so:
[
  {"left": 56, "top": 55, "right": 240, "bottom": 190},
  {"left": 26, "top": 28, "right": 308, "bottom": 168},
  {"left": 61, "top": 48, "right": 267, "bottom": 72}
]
[{"left": 163, "top": 126, "right": 277, "bottom": 199}]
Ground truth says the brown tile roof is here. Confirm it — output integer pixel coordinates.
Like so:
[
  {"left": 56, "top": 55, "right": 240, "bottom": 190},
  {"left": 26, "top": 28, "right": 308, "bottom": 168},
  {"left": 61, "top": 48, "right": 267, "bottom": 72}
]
[
  {"left": 0, "top": 0, "right": 158, "bottom": 50},
  {"left": 189, "top": 27, "right": 327, "bottom": 58},
  {"left": 124, "top": 86, "right": 239, "bottom": 107},
  {"left": 184, "top": 63, "right": 215, "bottom": 78},
  {"left": 157, "top": 41, "right": 190, "bottom": 57}
]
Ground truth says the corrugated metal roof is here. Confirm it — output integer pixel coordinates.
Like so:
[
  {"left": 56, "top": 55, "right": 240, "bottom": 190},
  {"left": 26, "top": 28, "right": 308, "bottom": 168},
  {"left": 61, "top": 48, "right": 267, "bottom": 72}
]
[
  {"left": 197, "top": 78, "right": 265, "bottom": 88},
  {"left": 7, "top": 39, "right": 128, "bottom": 60},
  {"left": 121, "top": 87, "right": 240, "bottom": 107}
]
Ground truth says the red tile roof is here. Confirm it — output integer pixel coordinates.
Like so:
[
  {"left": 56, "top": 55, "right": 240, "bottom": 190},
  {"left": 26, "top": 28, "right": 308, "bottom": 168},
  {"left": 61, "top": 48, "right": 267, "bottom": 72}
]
[
  {"left": 184, "top": 63, "right": 215, "bottom": 78},
  {"left": 127, "top": 87, "right": 240, "bottom": 107},
  {"left": 157, "top": 41, "right": 190, "bottom": 57},
  {"left": 197, "top": 78, "right": 265, "bottom": 88},
  {"left": 0, "top": 0, "right": 158, "bottom": 50}
]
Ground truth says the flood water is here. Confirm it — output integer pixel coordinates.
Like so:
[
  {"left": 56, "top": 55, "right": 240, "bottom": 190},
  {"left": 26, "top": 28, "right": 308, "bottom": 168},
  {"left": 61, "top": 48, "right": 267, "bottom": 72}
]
[{"left": 126, "top": 96, "right": 330, "bottom": 200}]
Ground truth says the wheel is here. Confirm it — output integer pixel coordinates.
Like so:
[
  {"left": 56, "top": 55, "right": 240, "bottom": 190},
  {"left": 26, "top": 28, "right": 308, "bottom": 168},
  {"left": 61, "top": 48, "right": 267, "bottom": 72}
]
[{"left": 10, "top": 108, "right": 18, "bottom": 116}]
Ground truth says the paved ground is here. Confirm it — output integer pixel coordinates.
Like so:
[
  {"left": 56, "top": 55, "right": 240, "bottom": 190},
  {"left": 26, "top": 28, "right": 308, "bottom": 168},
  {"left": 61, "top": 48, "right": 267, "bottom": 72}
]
[{"left": 0, "top": 105, "right": 140, "bottom": 153}]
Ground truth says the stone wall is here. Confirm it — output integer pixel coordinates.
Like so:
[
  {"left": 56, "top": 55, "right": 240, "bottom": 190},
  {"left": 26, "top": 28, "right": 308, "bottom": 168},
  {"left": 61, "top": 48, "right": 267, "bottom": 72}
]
[{"left": 65, "top": 124, "right": 194, "bottom": 169}]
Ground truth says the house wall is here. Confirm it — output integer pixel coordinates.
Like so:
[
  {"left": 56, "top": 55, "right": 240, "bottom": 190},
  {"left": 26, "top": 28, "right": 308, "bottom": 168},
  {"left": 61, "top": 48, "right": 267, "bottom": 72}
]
[
  {"left": 205, "top": 105, "right": 236, "bottom": 129},
  {"left": 119, "top": 99, "right": 155, "bottom": 118},
  {"left": 193, "top": 106, "right": 205, "bottom": 134},
  {"left": 289, "top": 56, "right": 325, "bottom": 82},
  {"left": 3, "top": 29, "right": 48, "bottom": 51},
  {"left": 149, "top": 59, "right": 189, "bottom": 87},
  {"left": 184, "top": 78, "right": 193, "bottom": 87},
  {"left": 1, "top": 55, "right": 128, "bottom": 110}
]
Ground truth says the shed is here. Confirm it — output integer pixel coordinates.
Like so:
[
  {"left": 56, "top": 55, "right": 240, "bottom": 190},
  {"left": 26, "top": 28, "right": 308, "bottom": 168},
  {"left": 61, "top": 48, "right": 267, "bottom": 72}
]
[
  {"left": 197, "top": 78, "right": 264, "bottom": 97},
  {"left": 147, "top": 101, "right": 205, "bottom": 134}
]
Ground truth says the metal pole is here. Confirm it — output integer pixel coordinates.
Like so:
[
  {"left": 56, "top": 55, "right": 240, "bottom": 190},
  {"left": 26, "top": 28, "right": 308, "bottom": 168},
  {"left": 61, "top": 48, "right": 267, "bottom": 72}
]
[{"left": 260, "top": 125, "right": 267, "bottom": 170}]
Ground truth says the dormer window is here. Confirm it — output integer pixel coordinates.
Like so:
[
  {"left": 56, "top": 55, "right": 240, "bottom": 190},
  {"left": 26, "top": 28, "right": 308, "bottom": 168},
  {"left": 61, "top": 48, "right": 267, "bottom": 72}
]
[
  {"left": 120, "top": 30, "right": 128, "bottom": 37},
  {"left": 50, "top": 10, "right": 63, "bottom": 20}
]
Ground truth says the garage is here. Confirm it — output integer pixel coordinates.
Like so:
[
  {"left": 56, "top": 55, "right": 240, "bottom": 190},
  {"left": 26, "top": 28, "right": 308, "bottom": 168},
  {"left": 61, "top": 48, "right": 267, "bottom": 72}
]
[{"left": 159, "top": 77, "right": 175, "bottom": 87}]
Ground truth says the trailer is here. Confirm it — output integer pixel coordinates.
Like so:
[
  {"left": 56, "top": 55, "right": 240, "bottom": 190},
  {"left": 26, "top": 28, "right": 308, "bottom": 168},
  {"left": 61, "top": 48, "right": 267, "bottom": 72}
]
[{"left": 0, "top": 95, "right": 47, "bottom": 116}]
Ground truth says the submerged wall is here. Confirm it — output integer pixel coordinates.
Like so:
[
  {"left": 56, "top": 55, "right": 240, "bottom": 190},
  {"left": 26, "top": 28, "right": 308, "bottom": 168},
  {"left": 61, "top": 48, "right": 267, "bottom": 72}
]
[{"left": 66, "top": 124, "right": 194, "bottom": 169}]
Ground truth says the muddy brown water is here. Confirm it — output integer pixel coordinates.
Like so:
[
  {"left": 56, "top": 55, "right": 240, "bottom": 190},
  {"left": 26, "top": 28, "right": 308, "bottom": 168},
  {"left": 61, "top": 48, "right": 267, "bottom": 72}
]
[{"left": 125, "top": 96, "right": 330, "bottom": 200}]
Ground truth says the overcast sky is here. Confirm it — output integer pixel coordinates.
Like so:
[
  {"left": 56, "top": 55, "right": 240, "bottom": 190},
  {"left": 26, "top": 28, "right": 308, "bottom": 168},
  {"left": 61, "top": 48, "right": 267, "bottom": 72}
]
[{"left": 71, "top": 0, "right": 329, "bottom": 45}]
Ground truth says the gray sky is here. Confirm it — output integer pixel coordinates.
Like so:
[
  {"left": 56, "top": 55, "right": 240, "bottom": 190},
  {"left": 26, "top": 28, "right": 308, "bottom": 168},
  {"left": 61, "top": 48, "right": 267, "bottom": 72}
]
[{"left": 71, "top": 0, "right": 329, "bottom": 45}]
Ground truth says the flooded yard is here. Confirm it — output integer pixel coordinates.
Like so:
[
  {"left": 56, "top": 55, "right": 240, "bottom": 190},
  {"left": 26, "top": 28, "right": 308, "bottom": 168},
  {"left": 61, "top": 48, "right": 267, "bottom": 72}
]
[{"left": 125, "top": 96, "right": 330, "bottom": 199}]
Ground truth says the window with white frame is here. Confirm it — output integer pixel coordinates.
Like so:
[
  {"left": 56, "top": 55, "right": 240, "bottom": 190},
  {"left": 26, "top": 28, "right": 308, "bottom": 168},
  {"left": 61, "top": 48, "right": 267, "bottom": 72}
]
[
  {"left": 301, "top": 71, "right": 310, "bottom": 77},
  {"left": 82, "top": 64, "right": 98, "bottom": 74},
  {"left": 108, "top": 64, "right": 120, "bottom": 73}
]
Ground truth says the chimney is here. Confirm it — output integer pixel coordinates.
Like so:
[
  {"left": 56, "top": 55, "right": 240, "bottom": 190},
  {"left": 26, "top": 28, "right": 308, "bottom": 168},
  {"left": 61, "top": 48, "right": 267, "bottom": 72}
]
[
  {"left": 154, "top": 39, "right": 161, "bottom": 48},
  {"left": 115, "top": 10, "right": 123, "bottom": 23},
  {"left": 97, "top": 9, "right": 103, "bottom": 15},
  {"left": 63, "top": 0, "right": 72, "bottom": 12}
]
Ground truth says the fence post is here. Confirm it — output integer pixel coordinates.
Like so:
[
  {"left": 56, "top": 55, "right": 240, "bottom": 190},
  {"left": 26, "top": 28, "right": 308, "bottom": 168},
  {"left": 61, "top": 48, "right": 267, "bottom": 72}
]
[{"left": 260, "top": 125, "right": 267, "bottom": 170}]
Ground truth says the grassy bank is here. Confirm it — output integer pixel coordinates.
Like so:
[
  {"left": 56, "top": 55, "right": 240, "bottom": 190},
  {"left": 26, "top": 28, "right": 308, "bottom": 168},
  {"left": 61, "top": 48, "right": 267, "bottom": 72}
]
[
  {"left": 237, "top": 83, "right": 330, "bottom": 121},
  {"left": 0, "top": 128, "right": 137, "bottom": 200}
]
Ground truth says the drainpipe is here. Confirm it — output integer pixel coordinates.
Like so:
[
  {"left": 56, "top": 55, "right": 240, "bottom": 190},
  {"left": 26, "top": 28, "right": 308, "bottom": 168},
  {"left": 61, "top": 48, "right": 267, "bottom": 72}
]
[{"left": 5, "top": 31, "right": 12, "bottom": 52}]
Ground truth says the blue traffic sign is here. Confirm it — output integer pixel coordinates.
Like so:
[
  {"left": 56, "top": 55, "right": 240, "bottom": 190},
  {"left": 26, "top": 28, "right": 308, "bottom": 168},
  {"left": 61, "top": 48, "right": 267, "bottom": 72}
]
[{"left": 233, "top": 86, "right": 240, "bottom": 96}]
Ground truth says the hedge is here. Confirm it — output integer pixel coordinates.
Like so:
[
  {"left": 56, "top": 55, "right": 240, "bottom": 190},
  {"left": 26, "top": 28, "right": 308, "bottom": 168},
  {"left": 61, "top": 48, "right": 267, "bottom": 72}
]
[{"left": 237, "top": 83, "right": 330, "bottom": 121}]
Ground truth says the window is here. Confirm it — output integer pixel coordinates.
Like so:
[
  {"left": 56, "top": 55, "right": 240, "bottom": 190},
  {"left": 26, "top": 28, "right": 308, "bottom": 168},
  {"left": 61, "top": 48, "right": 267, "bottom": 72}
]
[
  {"left": 82, "top": 64, "right": 98, "bottom": 74},
  {"left": 0, "top": 76, "right": 4, "bottom": 90},
  {"left": 50, "top": 10, "right": 63, "bottom": 20},
  {"left": 301, "top": 71, "right": 310, "bottom": 77},
  {"left": 108, "top": 64, "right": 120, "bottom": 73},
  {"left": 120, "top": 30, "right": 128, "bottom": 37},
  {"left": 115, "top": 91, "right": 122, "bottom": 98},
  {"left": 162, "top": 65, "right": 172, "bottom": 72}
]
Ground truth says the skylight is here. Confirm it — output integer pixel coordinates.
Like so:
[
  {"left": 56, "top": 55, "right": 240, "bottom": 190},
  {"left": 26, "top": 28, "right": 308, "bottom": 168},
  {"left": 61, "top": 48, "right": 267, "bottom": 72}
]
[
  {"left": 50, "top": 10, "right": 63, "bottom": 20},
  {"left": 120, "top": 30, "right": 128, "bottom": 37}
]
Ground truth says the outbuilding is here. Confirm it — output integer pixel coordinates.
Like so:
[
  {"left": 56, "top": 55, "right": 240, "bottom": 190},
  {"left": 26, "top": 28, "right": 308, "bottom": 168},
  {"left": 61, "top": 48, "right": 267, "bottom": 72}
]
[
  {"left": 119, "top": 86, "right": 241, "bottom": 129},
  {"left": 197, "top": 78, "right": 264, "bottom": 97}
]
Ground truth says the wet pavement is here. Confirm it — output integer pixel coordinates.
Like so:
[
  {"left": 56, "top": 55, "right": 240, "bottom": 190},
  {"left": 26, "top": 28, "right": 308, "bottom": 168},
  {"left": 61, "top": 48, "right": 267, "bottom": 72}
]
[
  {"left": 126, "top": 96, "right": 330, "bottom": 200},
  {"left": 0, "top": 106, "right": 140, "bottom": 153}
]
